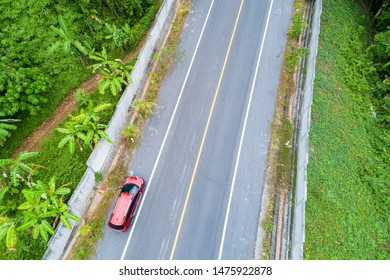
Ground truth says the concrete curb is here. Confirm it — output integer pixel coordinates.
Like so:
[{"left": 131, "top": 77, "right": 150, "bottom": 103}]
[{"left": 290, "top": 0, "right": 322, "bottom": 260}]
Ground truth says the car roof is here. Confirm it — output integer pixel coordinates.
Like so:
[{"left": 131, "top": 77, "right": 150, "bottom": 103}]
[{"left": 109, "top": 192, "right": 135, "bottom": 226}]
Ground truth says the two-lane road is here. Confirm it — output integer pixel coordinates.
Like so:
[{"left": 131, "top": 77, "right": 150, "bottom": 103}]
[{"left": 95, "top": 0, "right": 293, "bottom": 260}]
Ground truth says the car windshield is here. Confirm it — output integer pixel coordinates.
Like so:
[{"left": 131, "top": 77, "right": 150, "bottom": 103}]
[{"left": 123, "top": 183, "right": 139, "bottom": 195}]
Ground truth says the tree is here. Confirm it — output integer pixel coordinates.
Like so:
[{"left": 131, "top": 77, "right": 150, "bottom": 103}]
[
  {"left": 0, "top": 152, "right": 80, "bottom": 249},
  {"left": 56, "top": 101, "right": 112, "bottom": 153},
  {"left": 0, "top": 36, "right": 50, "bottom": 117},
  {"left": 89, "top": 47, "right": 133, "bottom": 95},
  {"left": 104, "top": 23, "right": 136, "bottom": 52},
  {"left": 49, "top": 15, "right": 89, "bottom": 56},
  {"left": 105, "top": 23, "right": 127, "bottom": 52},
  {"left": 0, "top": 176, "right": 80, "bottom": 250},
  {"left": 101, "top": 0, "right": 147, "bottom": 23},
  {"left": 371, "top": 29, "right": 390, "bottom": 96},
  {"left": 17, "top": 176, "right": 80, "bottom": 241}
]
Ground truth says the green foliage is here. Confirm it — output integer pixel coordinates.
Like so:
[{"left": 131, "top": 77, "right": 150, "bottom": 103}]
[
  {"left": 285, "top": 46, "right": 309, "bottom": 73},
  {"left": 0, "top": 151, "right": 39, "bottom": 188},
  {"left": 370, "top": 29, "right": 390, "bottom": 96},
  {"left": 305, "top": 0, "right": 389, "bottom": 260},
  {"left": 0, "top": 169, "right": 80, "bottom": 252},
  {"left": 17, "top": 176, "right": 80, "bottom": 237},
  {"left": 89, "top": 47, "right": 133, "bottom": 95},
  {"left": 30, "top": 132, "right": 89, "bottom": 188},
  {"left": 104, "top": 23, "right": 137, "bottom": 52},
  {"left": 95, "top": 171, "right": 103, "bottom": 182},
  {"left": 0, "top": 0, "right": 160, "bottom": 159},
  {"left": 75, "top": 89, "right": 91, "bottom": 107},
  {"left": 102, "top": 0, "right": 149, "bottom": 24},
  {"left": 79, "top": 224, "right": 92, "bottom": 236},
  {"left": 0, "top": 229, "right": 46, "bottom": 260},
  {"left": 288, "top": 1, "right": 307, "bottom": 40},
  {"left": 49, "top": 15, "right": 89, "bottom": 56},
  {"left": 0, "top": 35, "right": 50, "bottom": 117},
  {"left": 26, "top": 89, "right": 117, "bottom": 190},
  {"left": 0, "top": 119, "right": 19, "bottom": 147},
  {"left": 56, "top": 101, "right": 112, "bottom": 153}
]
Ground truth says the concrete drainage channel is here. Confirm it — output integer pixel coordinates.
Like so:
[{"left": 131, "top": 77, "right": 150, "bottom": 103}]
[
  {"left": 270, "top": 0, "right": 322, "bottom": 260},
  {"left": 42, "top": 0, "right": 180, "bottom": 260}
]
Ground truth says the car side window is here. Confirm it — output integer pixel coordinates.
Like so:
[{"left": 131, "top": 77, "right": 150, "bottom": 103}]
[{"left": 126, "top": 193, "right": 139, "bottom": 220}]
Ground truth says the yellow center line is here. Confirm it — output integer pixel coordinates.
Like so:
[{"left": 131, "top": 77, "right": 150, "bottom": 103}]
[{"left": 169, "top": 0, "right": 246, "bottom": 260}]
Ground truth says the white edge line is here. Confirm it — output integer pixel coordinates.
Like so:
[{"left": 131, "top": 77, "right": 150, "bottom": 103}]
[
  {"left": 120, "top": 0, "right": 216, "bottom": 260},
  {"left": 217, "top": 0, "right": 274, "bottom": 260}
]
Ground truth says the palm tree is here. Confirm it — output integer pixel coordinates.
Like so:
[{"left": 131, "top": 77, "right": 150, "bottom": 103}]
[
  {"left": 89, "top": 48, "right": 133, "bottom": 96},
  {"left": 105, "top": 23, "right": 127, "bottom": 52},
  {"left": 122, "top": 23, "right": 136, "bottom": 50},
  {"left": 17, "top": 176, "right": 80, "bottom": 241},
  {"left": 0, "top": 119, "right": 20, "bottom": 147},
  {"left": 57, "top": 101, "right": 112, "bottom": 153},
  {"left": 0, "top": 176, "right": 81, "bottom": 250},
  {"left": 49, "top": 15, "right": 89, "bottom": 56}
]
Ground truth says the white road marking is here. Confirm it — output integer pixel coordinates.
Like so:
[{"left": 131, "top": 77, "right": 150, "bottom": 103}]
[
  {"left": 217, "top": 0, "right": 275, "bottom": 260},
  {"left": 120, "top": 0, "right": 216, "bottom": 260}
]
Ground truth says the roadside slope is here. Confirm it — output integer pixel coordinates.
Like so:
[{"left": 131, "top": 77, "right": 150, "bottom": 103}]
[{"left": 305, "top": 0, "right": 389, "bottom": 259}]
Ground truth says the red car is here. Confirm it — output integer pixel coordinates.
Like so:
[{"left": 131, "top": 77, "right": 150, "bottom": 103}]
[{"left": 108, "top": 176, "right": 145, "bottom": 231}]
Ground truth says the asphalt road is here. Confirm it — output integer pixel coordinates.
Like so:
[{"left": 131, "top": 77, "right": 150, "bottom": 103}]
[{"left": 95, "top": 0, "right": 293, "bottom": 260}]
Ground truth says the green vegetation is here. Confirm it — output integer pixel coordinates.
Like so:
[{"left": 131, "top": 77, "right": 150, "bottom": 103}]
[
  {"left": 271, "top": 0, "right": 306, "bottom": 193},
  {"left": 288, "top": 0, "right": 307, "bottom": 40},
  {"left": 260, "top": 191, "right": 275, "bottom": 259},
  {"left": 0, "top": 119, "right": 19, "bottom": 147},
  {"left": 56, "top": 101, "right": 113, "bottom": 154},
  {"left": 0, "top": 151, "right": 79, "bottom": 256},
  {"left": 0, "top": 0, "right": 159, "bottom": 158},
  {"left": 305, "top": 0, "right": 389, "bottom": 259},
  {"left": 68, "top": 156, "right": 125, "bottom": 260},
  {"left": 89, "top": 47, "right": 134, "bottom": 96}
]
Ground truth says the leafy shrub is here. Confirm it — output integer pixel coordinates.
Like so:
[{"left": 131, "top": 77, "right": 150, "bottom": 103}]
[{"left": 288, "top": 3, "right": 307, "bottom": 40}]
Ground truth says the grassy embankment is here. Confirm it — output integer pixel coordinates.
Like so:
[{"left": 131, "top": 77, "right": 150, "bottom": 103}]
[{"left": 305, "top": 0, "right": 389, "bottom": 259}]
